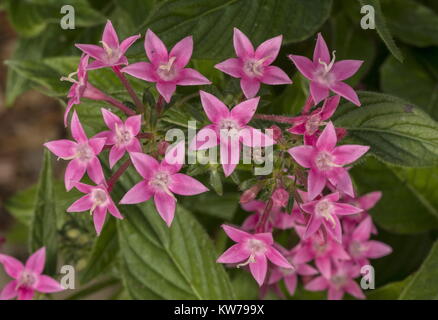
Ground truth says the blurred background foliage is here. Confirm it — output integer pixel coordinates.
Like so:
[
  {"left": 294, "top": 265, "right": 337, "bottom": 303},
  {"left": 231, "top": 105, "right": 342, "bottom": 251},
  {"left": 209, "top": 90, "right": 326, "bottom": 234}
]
[{"left": 0, "top": 0, "right": 437, "bottom": 300}]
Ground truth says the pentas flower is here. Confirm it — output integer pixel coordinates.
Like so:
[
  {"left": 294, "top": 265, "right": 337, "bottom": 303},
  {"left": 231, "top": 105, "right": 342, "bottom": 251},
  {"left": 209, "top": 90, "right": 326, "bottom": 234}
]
[
  {"left": 293, "top": 226, "right": 350, "bottom": 278},
  {"left": 288, "top": 95, "right": 340, "bottom": 145},
  {"left": 76, "top": 20, "right": 140, "bottom": 70},
  {"left": 268, "top": 249, "right": 318, "bottom": 296},
  {"left": 0, "top": 248, "right": 64, "bottom": 300},
  {"left": 344, "top": 216, "right": 392, "bottom": 266},
  {"left": 241, "top": 200, "right": 295, "bottom": 232},
  {"left": 300, "top": 192, "right": 362, "bottom": 243},
  {"left": 342, "top": 191, "right": 381, "bottom": 234},
  {"left": 120, "top": 148, "right": 208, "bottom": 226},
  {"left": 121, "top": 29, "right": 211, "bottom": 103},
  {"left": 217, "top": 225, "right": 293, "bottom": 286},
  {"left": 96, "top": 108, "right": 142, "bottom": 168},
  {"left": 288, "top": 33, "right": 363, "bottom": 106},
  {"left": 44, "top": 111, "right": 106, "bottom": 191},
  {"left": 190, "top": 91, "right": 275, "bottom": 176},
  {"left": 305, "top": 261, "right": 365, "bottom": 300},
  {"left": 67, "top": 182, "right": 123, "bottom": 235},
  {"left": 288, "top": 122, "right": 369, "bottom": 199},
  {"left": 215, "top": 28, "right": 292, "bottom": 98}
]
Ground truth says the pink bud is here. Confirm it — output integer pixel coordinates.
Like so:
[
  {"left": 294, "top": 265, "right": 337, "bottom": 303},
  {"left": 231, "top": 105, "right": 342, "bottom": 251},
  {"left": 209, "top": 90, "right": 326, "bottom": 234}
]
[
  {"left": 157, "top": 141, "right": 170, "bottom": 155},
  {"left": 0, "top": 236, "right": 5, "bottom": 248},
  {"left": 335, "top": 127, "right": 347, "bottom": 141},
  {"left": 240, "top": 184, "right": 262, "bottom": 204},
  {"left": 268, "top": 125, "right": 283, "bottom": 141},
  {"left": 271, "top": 188, "right": 289, "bottom": 208}
]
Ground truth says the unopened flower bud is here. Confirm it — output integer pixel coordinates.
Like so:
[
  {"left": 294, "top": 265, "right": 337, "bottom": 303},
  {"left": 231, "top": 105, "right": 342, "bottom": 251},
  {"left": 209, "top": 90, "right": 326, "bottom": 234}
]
[
  {"left": 271, "top": 188, "right": 289, "bottom": 208},
  {"left": 240, "top": 184, "right": 262, "bottom": 204},
  {"left": 157, "top": 141, "right": 170, "bottom": 155},
  {"left": 335, "top": 127, "right": 347, "bottom": 141},
  {"left": 268, "top": 125, "right": 283, "bottom": 141}
]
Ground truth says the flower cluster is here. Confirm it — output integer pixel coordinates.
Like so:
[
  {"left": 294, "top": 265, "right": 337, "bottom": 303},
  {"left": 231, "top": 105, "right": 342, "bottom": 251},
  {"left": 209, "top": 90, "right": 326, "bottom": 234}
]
[{"left": 8, "top": 21, "right": 391, "bottom": 300}]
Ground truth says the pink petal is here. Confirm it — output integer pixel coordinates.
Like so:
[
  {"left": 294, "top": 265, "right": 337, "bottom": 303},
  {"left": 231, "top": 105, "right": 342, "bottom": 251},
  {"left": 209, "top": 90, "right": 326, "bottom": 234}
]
[
  {"left": 217, "top": 243, "right": 249, "bottom": 263},
  {"left": 301, "top": 200, "right": 317, "bottom": 214},
  {"left": 333, "top": 145, "right": 369, "bottom": 165},
  {"left": 241, "top": 200, "right": 265, "bottom": 213},
  {"left": 199, "top": 91, "right": 230, "bottom": 123},
  {"left": 0, "top": 254, "right": 24, "bottom": 278},
  {"left": 304, "top": 214, "right": 322, "bottom": 239},
  {"left": 284, "top": 275, "right": 298, "bottom": 296},
  {"left": 297, "top": 263, "right": 318, "bottom": 276},
  {"left": 161, "top": 141, "right": 185, "bottom": 174},
  {"left": 87, "top": 60, "right": 111, "bottom": 70},
  {"left": 328, "top": 287, "right": 344, "bottom": 300},
  {"left": 332, "top": 60, "right": 363, "bottom": 81},
  {"left": 107, "top": 201, "right": 123, "bottom": 219},
  {"left": 102, "top": 20, "right": 119, "bottom": 48},
  {"left": 313, "top": 33, "right": 330, "bottom": 64},
  {"left": 126, "top": 138, "right": 142, "bottom": 153},
  {"left": 121, "top": 62, "right": 156, "bottom": 82},
  {"left": 305, "top": 276, "right": 328, "bottom": 291},
  {"left": 168, "top": 173, "right": 208, "bottom": 196},
  {"left": 288, "top": 145, "right": 314, "bottom": 168},
  {"left": 44, "top": 140, "right": 76, "bottom": 159},
  {"left": 67, "top": 194, "right": 93, "bottom": 212},
  {"left": 93, "top": 206, "right": 107, "bottom": 235},
  {"left": 189, "top": 124, "right": 219, "bottom": 150},
  {"left": 119, "top": 34, "right": 141, "bottom": 55},
  {"left": 288, "top": 122, "right": 306, "bottom": 135},
  {"left": 288, "top": 55, "right": 315, "bottom": 79},
  {"left": 169, "top": 36, "right": 193, "bottom": 68},
  {"left": 120, "top": 181, "right": 154, "bottom": 204},
  {"left": 310, "top": 81, "right": 329, "bottom": 105},
  {"left": 125, "top": 114, "right": 142, "bottom": 136},
  {"left": 35, "top": 275, "right": 64, "bottom": 293},
  {"left": 358, "top": 191, "right": 382, "bottom": 210},
  {"left": 315, "top": 257, "right": 331, "bottom": 278},
  {"left": 240, "top": 77, "right": 260, "bottom": 99},
  {"left": 344, "top": 281, "right": 365, "bottom": 299},
  {"left": 221, "top": 224, "right": 250, "bottom": 243},
  {"left": 352, "top": 216, "right": 372, "bottom": 241},
  {"left": 333, "top": 203, "right": 362, "bottom": 216},
  {"left": 215, "top": 58, "right": 242, "bottom": 78},
  {"left": 293, "top": 247, "right": 313, "bottom": 264},
  {"left": 320, "top": 95, "right": 340, "bottom": 120},
  {"left": 316, "top": 122, "right": 337, "bottom": 151},
  {"left": 260, "top": 66, "right": 292, "bottom": 85},
  {"left": 156, "top": 82, "right": 176, "bottom": 103},
  {"left": 231, "top": 97, "right": 260, "bottom": 126},
  {"left": 87, "top": 157, "right": 105, "bottom": 185},
  {"left": 220, "top": 138, "right": 240, "bottom": 177},
  {"left": 109, "top": 145, "right": 126, "bottom": 168},
  {"left": 101, "top": 108, "right": 122, "bottom": 131},
  {"left": 177, "top": 68, "right": 211, "bottom": 86},
  {"left": 255, "top": 35, "right": 282, "bottom": 65},
  {"left": 0, "top": 280, "right": 18, "bottom": 300},
  {"left": 64, "top": 159, "right": 86, "bottom": 191},
  {"left": 323, "top": 215, "right": 342, "bottom": 243},
  {"left": 129, "top": 152, "right": 159, "bottom": 179},
  {"left": 249, "top": 254, "right": 267, "bottom": 286},
  {"left": 25, "top": 247, "right": 46, "bottom": 274},
  {"left": 64, "top": 99, "right": 75, "bottom": 127},
  {"left": 331, "top": 81, "right": 361, "bottom": 106},
  {"left": 308, "top": 169, "right": 326, "bottom": 200},
  {"left": 17, "top": 288, "right": 34, "bottom": 300},
  {"left": 75, "top": 44, "right": 105, "bottom": 61},
  {"left": 266, "top": 248, "right": 292, "bottom": 269},
  {"left": 154, "top": 191, "right": 176, "bottom": 226},
  {"left": 145, "top": 29, "right": 168, "bottom": 65},
  {"left": 366, "top": 241, "right": 392, "bottom": 259},
  {"left": 327, "top": 168, "right": 354, "bottom": 197},
  {"left": 233, "top": 28, "right": 254, "bottom": 58},
  {"left": 70, "top": 111, "right": 88, "bottom": 142},
  {"left": 253, "top": 232, "right": 273, "bottom": 245},
  {"left": 240, "top": 127, "right": 275, "bottom": 148},
  {"left": 88, "top": 137, "right": 106, "bottom": 155}
]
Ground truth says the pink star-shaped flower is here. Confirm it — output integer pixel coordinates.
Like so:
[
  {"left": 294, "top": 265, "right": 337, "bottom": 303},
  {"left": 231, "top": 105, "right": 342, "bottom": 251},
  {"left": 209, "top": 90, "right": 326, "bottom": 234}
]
[
  {"left": 300, "top": 192, "right": 362, "bottom": 243},
  {"left": 241, "top": 200, "right": 295, "bottom": 232},
  {"left": 96, "top": 108, "right": 142, "bottom": 168},
  {"left": 217, "top": 225, "right": 293, "bottom": 286},
  {"left": 289, "top": 33, "right": 363, "bottom": 106},
  {"left": 215, "top": 28, "right": 292, "bottom": 98},
  {"left": 121, "top": 29, "right": 211, "bottom": 103},
  {"left": 190, "top": 91, "right": 275, "bottom": 177},
  {"left": 0, "top": 248, "right": 64, "bottom": 300},
  {"left": 44, "top": 111, "right": 106, "bottom": 191},
  {"left": 67, "top": 182, "right": 124, "bottom": 235},
  {"left": 288, "top": 122, "right": 369, "bottom": 199},
  {"left": 76, "top": 20, "right": 140, "bottom": 70},
  {"left": 119, "top": 145, "right": 209, "bottom": 226}
]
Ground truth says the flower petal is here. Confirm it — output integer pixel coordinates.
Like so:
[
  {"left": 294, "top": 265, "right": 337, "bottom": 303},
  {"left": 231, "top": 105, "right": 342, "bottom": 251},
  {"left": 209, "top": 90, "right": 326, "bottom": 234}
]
[
  {"left": 145, "top": 29, "right": 168, "bottom": 65},
  {"left": 323, "top": 215, "right": 342, "bottom": 243},
  {"left": 332, "top": 60, "right": 363, "bottom": 81},
  {"left": 177, "top": 68, "right": 211, "bottom": 86},
  {"left": 168, "top": 173, "right": 208, "bottom": 196},
  {"left": 310, "top": 81, "right": 329, "bottom": 105},
  {"left": 156, "top": 82, "right": 176, "bottom": 103},
  {"left": 330, "top": 81, "right": 361, "bottom": 106},
  {"left": 87, "top": 157, "right": 105, "bottom": 185},
  {"left": 0, "top": 280, "right": 18, "bottom": 300},
  {"left": 44, "top": 140, "right": 76, "bottom": 159},
  {"left": 327, "top": 167, "right": 354, "bottom": 197},
  {"left": 64, "top": 159, "right": 86, "bottom": 191},
  {"left": 17, "top": 288, "right": 34, "bottom": 300},
  {"left": 199, "top": 91, "right": 230, "bottom": 123},
  {"left": 288, "top": 145, "right": 314, "bottom": 168},
  {"left": 93, "top": 206, "right": 107, "bottom": 235},
  {"left": 189, "top": 124, "right": 219, "bottom": 150},
  {"left": 260, "top": 66, "right": 292, "bottom": 85},
  {"left": 129, "top": 152, "right": 159, "bottom": 179},
  {"left": 109, "top": 145, "right": 126, "bottom": 168},
  {"left": 304, "top": 214, "right": 322, "bottom": 239},
  {"left": 121, "top": 62, "right": 156, "bottom": 82},
  {"left": 344, "top": 281, "right": 365, "bottom": 299},
  {"left": 220, "top": 137, "right": 240, "bottom": 177},
  {"left": 102, "top": 20, "right": 119, "bottom": 48},
  {"left": 320, "top": 95, "right": 340, "bottom": 120},
  {"left": 217, "top": 244, "right": 249, "bottom": 263},
  {"left": 119, "top": 34, "right": 141, "bottom": 55},
  {"left": 169, "top": 36, "right": 193, "bottom": 68},
  {"left": 284, "top": 275, "right": 298, "bottom": 296},
  {"left": 313, "top": 33, "right": 330, "bottom": 64},
  {"left": 249, "top": 254, "right": 267, "bottom": 286},
  {"left": 154, "top": 191, "right": 176, "bottom": 226},
  {"left": 25, "top": 247, "right": 46, "bottom": 274},
  {"left": 255, "top": 35, "right": 282, "bottom": 65},
  {"left": 88, "top": 137, "right": 106, "bottom": 155},
  {"left": 366, "top": 241, "right": 392, "bottom": 259},
  {"left": 240, "top": 127, "right": 275, "bottom": 148},
  {"left": 75, "top": 44, "right": 105, "bottom": 61},
  {"left": 0, "top": 254, "right": 24, "bottom": 278},
  {"left": 288, "top": 55, "right": 315, "bottom": 79},
  {"left": 233, "top": 28, "right": 254, "bottom": 58},
  {"left": 101, "top": 108, "right": 122, "bottom": 131},
  {"left": 67, "top": 194, "right": 93, "bottom": 212},
  {"left": 305, "top": 276, "right": 328, "bottom": 291},
  {"left": 333, "top": 145, "right": 369, "bottom": 165},
  {"left": 308, "top": 169, "right": 326, "bottom": 200},
  {"left": 316, "top": 121, "right": 337, "bottom": 151},
  {"left": 107, "top": 201, "right": 124, "bottom": 219},
  {"left": 358, "top": 191, "right": 382, "bottom": 210},
  {"left": 231, "top": 97, "right": 260, "bottom": 126},
  {"left": 35, "top": 275, "right": 64, "bottom": 293},
  {"left": 70, "top": 111, "right": 88, "bottom": 142},
  {"left": 119, "top": 181, "right": 154, "bottom": 204},
  {"left": 221, "top": 224, "right": 250, "bottom": 243},
  {"left": 266, "top": 247, "right": 293, "bottom": 269},
  {"left": 240, "top": 77, "right": 260, "bottom": 99},
  {"left": 352, "top": 216, "right": 372, "bottom": 241},
  {"left": 125, "top": 114, "right": 142, "bottom": 136},
  {"left": 333, "top": 203, "right": 362, "bottom": 216},
  {"left": 215, "top": 58, "right": 242, "bottom": 78}
]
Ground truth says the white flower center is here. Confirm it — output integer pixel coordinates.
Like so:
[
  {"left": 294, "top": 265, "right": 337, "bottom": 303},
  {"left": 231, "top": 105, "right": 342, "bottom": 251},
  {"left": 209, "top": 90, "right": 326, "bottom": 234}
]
[
  {"left": 331, "top": 273, "right": 348, "bottom": 289},
  {"left": 312, "top": 239, "right": 329, "bottom": 255},
  {"left": 314, "top": 50, "right": 337, "bottom": 86},
  {"left": 115, "top": 123, "right": 133, "bottom": 146},
  {"left": 157, "top": 56, "right": 178, "bottom": 81},
  {"left": 16, "top": 270, "right": 37, "bottom": 289},
  {"left": 149, "top": 171, "right": 175, "bottom": 198},
  {"left": 92, "top": 189, "right": 108, "bottom": 206},
  {"left": 315, "top": 199, "right": 336, "bottom": 227},
  {"left": 219, "top": 119, "right": 240, "bottom": 138},
  {"left": 349, "top": 241, "right": 367, "bottom": 258},
  {"left": 314, "top": 151, "right": 338, "bottom": 171},
  {"left": 305, "top": 114, "right": 323, "bottom": 136},
  {"left": 243, "top": 58, "right": 265, "bottom": 77},
  {"left": 75, "top": 143, "right": 94, "bottom": 163},
  {"left": 237, "top": 238, "right": 267, "bottom": 269},
  {"left": 101, "top": 41, "right": 121, "bottom": 64}
]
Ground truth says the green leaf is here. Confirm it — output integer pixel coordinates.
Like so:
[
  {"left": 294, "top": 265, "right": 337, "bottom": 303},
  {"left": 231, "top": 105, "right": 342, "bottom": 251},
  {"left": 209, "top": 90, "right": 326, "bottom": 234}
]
[
  {"left": 182, "top": 192, "right": 239, "bottom": 220},
  {"left": 29, "top": 150, "right": 58, "bottom": 275},
  {"left": 381, "top": 0, "right": 438, "bottom": 47},
  {"left": 333, "top": 91, "right": 438, "bottom": 167},
  {"left": 352, "top": 158, "right": 438, "bottom": 234},
  {"left": 80, "top": 218, "right": 119, "bottom": 284},
  {"left": 358, "top": 0, "right": 403, "bottom": 62},
  {"left": 140, "top": 0, "right": 333, "bottom": 59},
  {"left": 400, "top": 241, "right": 438, "bottom": 299},
  {"left": 115, "top": 167, "right": 235, "bottom": 299},
  {"left": 367, "top": 277, "right": 411, "bottom": 300},
  {"left": 380, "top": 48, "right": 438, "bottom": 121}
]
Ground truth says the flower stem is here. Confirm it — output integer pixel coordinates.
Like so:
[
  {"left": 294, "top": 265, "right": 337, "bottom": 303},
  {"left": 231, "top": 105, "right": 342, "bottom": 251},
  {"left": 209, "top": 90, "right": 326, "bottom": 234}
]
[
  {"left": 156, "top": 95, "right": 165, "bottom": 115},
  {"left": 112, "top": 66, "right": 145, "bottom": 114},
  {"left": 254, "top": 114, "right": 296, "bottom": 124},
  {"left": 255, "top": 198, "right": 274, "bottom": 233},
  {"left": 104, "top": 95, "right": 136, "bottom": 116},
  {"left": 107, "top": 159, "right": 131, "bottom": 192}
]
